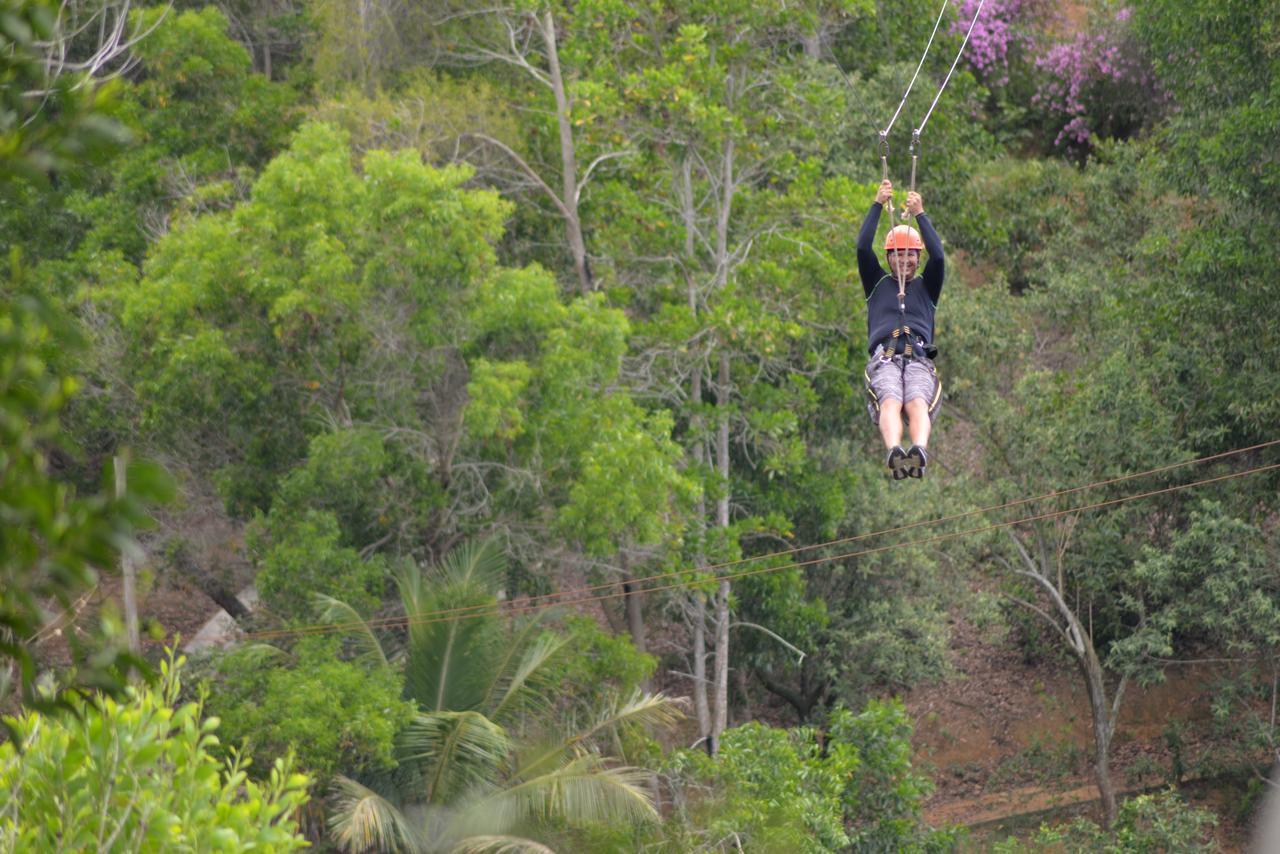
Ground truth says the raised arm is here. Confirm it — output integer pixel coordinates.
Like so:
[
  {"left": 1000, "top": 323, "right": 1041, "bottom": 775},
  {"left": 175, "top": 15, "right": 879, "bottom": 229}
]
[
  {"left": 857, "top": 180, "right": 892, "bottom": 298},
  {"left": 907, "top": 190, "right": 944, "bottom": 305}
]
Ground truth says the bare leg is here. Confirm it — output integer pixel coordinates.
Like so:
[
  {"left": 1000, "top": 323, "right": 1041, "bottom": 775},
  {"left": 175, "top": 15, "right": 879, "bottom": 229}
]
[
  {"left": 878, "top": 399, "right": 904, "bottom": 450},
  {"left": 904, "top": 398, "right": 931, "bottom": 448}
]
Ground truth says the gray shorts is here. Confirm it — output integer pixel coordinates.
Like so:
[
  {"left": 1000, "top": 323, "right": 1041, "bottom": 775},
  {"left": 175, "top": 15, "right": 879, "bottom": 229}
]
[{"left": 864, "top": 348, "right": 942, "bottom": 426}]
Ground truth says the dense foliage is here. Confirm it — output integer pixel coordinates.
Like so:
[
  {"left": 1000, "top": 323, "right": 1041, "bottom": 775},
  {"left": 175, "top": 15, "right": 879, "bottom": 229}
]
[
  {"left": 5, "top": 0, "right": 1279, "bottom": 848},
  {"left": 0, "top": 653, "right": 309, "bottom": 852}
]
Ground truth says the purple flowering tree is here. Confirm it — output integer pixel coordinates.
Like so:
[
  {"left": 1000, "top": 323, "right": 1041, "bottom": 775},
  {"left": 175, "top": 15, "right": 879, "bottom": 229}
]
[
  {"left": 953, "top": 1, "right": 1165, "bottom": 157},
  {"left": 1031, "top": 6, "right": 1166, "bottom": 154}
]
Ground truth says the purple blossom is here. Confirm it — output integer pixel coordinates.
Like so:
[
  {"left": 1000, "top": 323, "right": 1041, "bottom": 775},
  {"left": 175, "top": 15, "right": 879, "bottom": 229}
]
[
  {"left": 952, "top": 0, "right": 1041, "bottom": 86},
  {"left": 1031, "top": 7, "right": 1163, "bottom": 151}
]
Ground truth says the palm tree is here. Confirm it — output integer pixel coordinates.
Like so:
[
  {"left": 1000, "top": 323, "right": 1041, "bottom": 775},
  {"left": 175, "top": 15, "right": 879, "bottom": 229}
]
[{"left": 316, "top": 540, "right": 681, "bottom": 853}]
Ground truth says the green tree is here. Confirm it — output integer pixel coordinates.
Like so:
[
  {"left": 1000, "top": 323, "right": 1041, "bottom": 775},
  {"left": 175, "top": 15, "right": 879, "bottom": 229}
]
[
  {"left": 0, "top": 290, "right": 170, "bottom": 718},
  {"left": 1126, "top": 0, "right": 1280, "bottom": 451},
  {"left": 176, "top": 0, "right": 311, "bottom": 80},
  {"left": 427, "top": 0, "right": 636, "bottom": 296},
  {"left": 558, "top": 404, "right": 700, "bottom": 658},
  {"left": 572, "top": 0, "right": 865, "bottom": 751},
  {"left": 1111, "top": 502, "right": 1280, "bottom": 772},
  {"left": 117, "top": 121, "right": 508, "bottom": 514},
  {"left": 4, "top": 4, "right": 298, "bottom": 273},
  {"left": 3, "top": 3, "right": 299, "bottom": 504},
  {"left": 938, "top": 128, "right": 1280, "bottom": 828},
  {"left": 0, "top": 0, "right": 177, "bottom": 718},
  {"left": 653, "top": 700, "right": 959, "bottom": 853},
  {"left": 204, "top": 637, "right": 417, "bottom": 784},
  {"left": 0, "top": 651, "right": 310, "bottom": 852},
  {"left": 71, "top": 5, "right": 298, "bottom": 262}
]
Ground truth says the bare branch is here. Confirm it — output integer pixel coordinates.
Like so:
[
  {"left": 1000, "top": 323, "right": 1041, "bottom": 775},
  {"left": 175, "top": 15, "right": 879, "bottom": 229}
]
[
  {"left": 575, "top": 149, "right": 634, "bottom": 205},
  {"left": 461, "top": 132, "right": 569, "bottom": 219},
  {"left": 998, "top": 593, "right": 1073, "bottom": 647},
  {"left": 729, "top": 621, "right": 805, "bottom": 664},
  {"left": 37, "top": 1, "right": 170, "bottom": 91},
  {"left": 1107, "top": 672, "right": 1128, "bottom": 742}
]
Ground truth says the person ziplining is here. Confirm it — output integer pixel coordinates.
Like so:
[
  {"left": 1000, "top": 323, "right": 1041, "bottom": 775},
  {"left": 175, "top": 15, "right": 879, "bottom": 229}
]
[
  {"left": 855, "top": 0, "right": 986, "bottom": 480},
  {"left": 859, "top": 180, "right": 943, "bottom": 479}
]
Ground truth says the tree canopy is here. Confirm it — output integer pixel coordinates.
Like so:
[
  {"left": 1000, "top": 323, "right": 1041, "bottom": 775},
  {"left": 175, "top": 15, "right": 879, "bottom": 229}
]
[{"left": 5, "top": 0, "right": 1279, "bottom": 848}]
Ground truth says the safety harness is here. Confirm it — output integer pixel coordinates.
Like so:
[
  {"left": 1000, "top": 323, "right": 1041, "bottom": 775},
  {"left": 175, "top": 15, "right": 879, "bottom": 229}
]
[{"left": 878, "top": 125, "right": 933, "bottom": 361}]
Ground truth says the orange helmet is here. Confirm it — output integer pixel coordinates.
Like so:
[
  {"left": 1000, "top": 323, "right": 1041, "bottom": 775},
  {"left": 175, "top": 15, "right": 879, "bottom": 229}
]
[{"left": 884, "top": 225, "right": 923, "bottom": 252}]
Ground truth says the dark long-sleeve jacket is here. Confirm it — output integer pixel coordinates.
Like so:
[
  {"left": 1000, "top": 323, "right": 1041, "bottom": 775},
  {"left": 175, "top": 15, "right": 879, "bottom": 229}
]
[{"left": 856, "top": 203, "right": 945, "bottom": 355}]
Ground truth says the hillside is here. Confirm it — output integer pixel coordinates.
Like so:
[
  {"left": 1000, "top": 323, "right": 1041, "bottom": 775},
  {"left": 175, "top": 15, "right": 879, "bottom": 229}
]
[{"left": 5, "top": 0, "right": 1279, "bottom": 850}]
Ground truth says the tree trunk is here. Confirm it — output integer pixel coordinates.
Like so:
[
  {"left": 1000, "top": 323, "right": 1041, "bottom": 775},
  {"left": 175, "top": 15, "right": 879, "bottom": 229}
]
[
  {"left": 1007, "top": 528, "right": 1124, "bottom": 830},
  {"left": 171, "top": 542, "right": 250, "bottom": 620},
  {"left": 1079, "top": 644, "right": 1119, "bottom": 827},
  {"left": 710, "top": 351, "right": 732, "bottom": 754},
  {"left": 540, "top": 11, "right": 592, "bottom": 295},
  {"left": 712, "top": 579, "right": 730, "bottom": 753},
  {"left": 801, "top": 32, "right": 821, "bottom": 60},
  {"left": 706, "top": 119, "right": 735, "bottom": 754},
  {"left": 692, "top": 592, "right": 711, "bottom": 744},
  {"left": 622, "top": 583, "right": 647, "bottom": 656},
  {"left": 621, "top": 554, "right": 649, "bottom": 692},
  {"left": 357, "top": 0, "right": 373, "bottom": 95},
  {"left": 682, "top": 155, "right": 712, "bottom": 748},
  {"left": 755, "top": 664, "right": 824, "bottom": 722},
  {"left": 114, "top": 455, "right": 140, "bottom": 656}
]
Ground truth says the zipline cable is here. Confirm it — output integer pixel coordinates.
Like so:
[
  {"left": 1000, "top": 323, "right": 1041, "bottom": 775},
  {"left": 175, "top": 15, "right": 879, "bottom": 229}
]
[
  {"left": 240, "top": 450, "right": 1280, "bottom": 643},
  {"left": 878, "top": 0, "right": 950, "bottom": 223},
  {"left": 239, "top": 439, "right": 1280, "bottom": 641},
  {"left": 440, "top": 459, "right": 1280, "bottom": 630},
  {"left": 880, "top": 0, "right": 952, "bottom": 139},
  {"left": 915, "top": 0, "right": 988, "bottom": 136},
  {"left": 251, "top": 459, "right": 1280, "bottom": 641},
  {"left": 893, "top": 0, "right": 988, "bottom": 220}
]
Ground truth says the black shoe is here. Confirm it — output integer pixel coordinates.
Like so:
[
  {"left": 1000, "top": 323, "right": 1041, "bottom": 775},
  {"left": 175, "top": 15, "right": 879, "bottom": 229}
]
[
  {"left": 905, "top": 445, "right": 928, "bottom": 478},
  {"left": 886, "top": 446, "right": 909, "bottom": 480}
]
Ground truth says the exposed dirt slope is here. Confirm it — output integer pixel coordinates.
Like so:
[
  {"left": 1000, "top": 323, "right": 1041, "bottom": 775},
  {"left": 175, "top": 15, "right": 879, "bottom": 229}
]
[{"left": 906, "top": 609, "right": 1260, "bottom": 846}]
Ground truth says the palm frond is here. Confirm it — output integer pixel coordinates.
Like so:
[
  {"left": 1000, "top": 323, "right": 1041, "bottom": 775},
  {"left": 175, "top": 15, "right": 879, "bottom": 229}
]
[
  {"left": 313, "top": 593, "right": 389, "bottom": 668},
  {"left": 400, "top": 543, "right": 508, "bottom": 712},
  {"left": 393, "top": 560, "right": 429, "bottom": 622},
  {"left": 328, "top": 774, "right": 420, "bottom": 854},
  {"left": 398, "top": 711, "right": 511, "bottom": 804},
  {"left": 567, "top": 691, "right": 684, "bottom": 752},
  {"left": 468, "top": 755, "right": 658, "bottom": 831},
  {"left": 434, "top": 539, "right": 507, "bottom": 590},
  {"left": 232, "top": 642, "right": 293, "bottom": 665},
  {"left": 487, "top": 629, "right": 568, "bottom": 723},
  {"left": 519, "top": 691, "right": 682, "bottom": 779},
  {"left": 449, "top": 835, "right": 556, "bottom": 854},
  {"left": 404, "top": 606, "right": 501, "bottom": 712}
]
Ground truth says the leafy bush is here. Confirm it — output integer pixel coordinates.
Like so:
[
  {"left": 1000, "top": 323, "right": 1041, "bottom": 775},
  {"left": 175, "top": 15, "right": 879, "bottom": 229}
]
[
  {"left": 202, "top": 636, "right": 416, "bottom": 784},
  {"left": 250, "top": 507, "right": 387, "bottom": 621},
  {"left": 654, "top": 700, "right": 960, "bottom": 853},
  {"left": 0, "top": 652, "right": 309, "bottom": 852},
  {"left": 995, "top": 789, "right": 1218, "bottom": 852},
  {"left": 547, "top": 615, "right": 657, "bottom": 699},
  {"left": 270, "top": 427, "right": 398, "bottom": 548},
  {"left": 832, "top": 699, "right": 962, "bottom": 852},
  {"left": 665, "top": 720, "right": 855, "bottom": 852}
]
